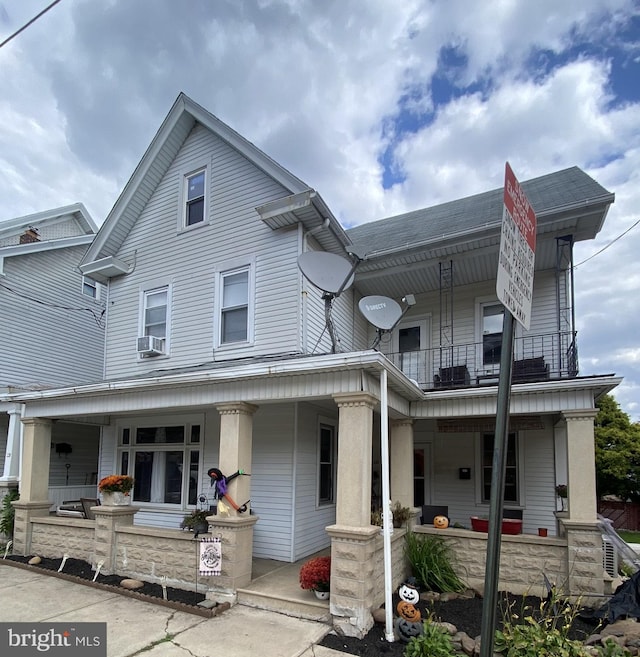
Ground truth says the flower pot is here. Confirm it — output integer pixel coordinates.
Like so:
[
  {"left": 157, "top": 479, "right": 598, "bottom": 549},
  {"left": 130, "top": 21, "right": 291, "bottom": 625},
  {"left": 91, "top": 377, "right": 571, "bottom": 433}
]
[
  {"left": 538, "top": 528, "right": 548, "bottom": 537},
  {"left": 102, "top": 491, "right": 131, "bottom": 506},
  {"left": 470, "top": 516, "right": 522, "bottom": 535},
  {"left": 314, "top": 590, "right": 329, "bottom": 600}
]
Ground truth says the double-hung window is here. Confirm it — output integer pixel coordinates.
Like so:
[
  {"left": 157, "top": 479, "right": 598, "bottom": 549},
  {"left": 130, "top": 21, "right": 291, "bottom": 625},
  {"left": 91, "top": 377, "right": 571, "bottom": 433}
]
[
  {"left": 184, "top": 168, "right": 206, "bottom": 227},
  {"left": 117, "top": 419, "right": 202, "bottom": 507},
  {"left": 220, "top": 267, "right": 250, "bottom": 344},
  {"left": 82, "top": 275, "right": 100, "bottom": 299},
  {"left": 481, "top": 432, "right": 519, "bottom": 503},
  {"left": 143, "top": 287, "right": 168, "bottom": 339}
]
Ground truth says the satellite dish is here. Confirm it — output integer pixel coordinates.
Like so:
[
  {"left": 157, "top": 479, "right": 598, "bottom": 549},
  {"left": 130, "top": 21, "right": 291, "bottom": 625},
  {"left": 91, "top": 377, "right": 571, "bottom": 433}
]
[
  {"left": 358, "top": 296, "right": 403, "bottom": 330},
  {"left": 298, "top": 251, "right": 355, "bottom": 295}
]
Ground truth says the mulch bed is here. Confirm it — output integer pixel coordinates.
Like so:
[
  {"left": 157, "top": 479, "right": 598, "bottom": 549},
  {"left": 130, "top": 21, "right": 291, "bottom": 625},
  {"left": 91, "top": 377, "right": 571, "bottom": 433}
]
[
  {"left": 2, "top": 555, "right": 224, "bottom": 618},
  {"left": 320, "top": 590, "right": 599, "bottom": 657}
]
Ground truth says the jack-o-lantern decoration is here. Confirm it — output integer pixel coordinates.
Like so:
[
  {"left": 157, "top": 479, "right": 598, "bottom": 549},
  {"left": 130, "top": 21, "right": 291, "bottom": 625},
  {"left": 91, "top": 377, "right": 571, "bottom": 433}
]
[
  {"left": 433, "top": 515, "right": 449, "bottom": 529},
  {"left": 398, "top": 582, "right": 420, "bottom": 605},
  {"left": 397, "top": 600, "right": 422, "bottom": 622},
  {"left": 394, "top": 616, "right": 423, "bottom": 643}
]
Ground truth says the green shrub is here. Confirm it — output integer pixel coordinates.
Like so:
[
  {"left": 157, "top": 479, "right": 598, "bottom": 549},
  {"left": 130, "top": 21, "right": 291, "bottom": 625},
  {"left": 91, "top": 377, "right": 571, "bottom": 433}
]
[
  {"left": 0, "top": 489, "right": 19, "bottom": 538},
  {"left": 404, "top": 532, "right": 465, "bottom": 593},
  {"left": 404, "top": 617, "right": 456, "bottom": 657},
  {"left": 494, "top": 589, "right": 590, "bottom": 657}
]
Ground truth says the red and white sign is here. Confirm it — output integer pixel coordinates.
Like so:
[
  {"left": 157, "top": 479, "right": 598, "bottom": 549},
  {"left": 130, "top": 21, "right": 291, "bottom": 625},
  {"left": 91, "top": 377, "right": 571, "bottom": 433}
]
[{"left": 496, "top": 163, "right": 537, "bottom": 330}]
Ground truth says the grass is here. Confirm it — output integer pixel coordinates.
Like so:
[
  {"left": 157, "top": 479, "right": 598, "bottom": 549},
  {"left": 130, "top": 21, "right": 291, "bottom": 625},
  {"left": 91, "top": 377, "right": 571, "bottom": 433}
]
[{"left": 618, "top": 530, "right": 640, "bottom": 544}]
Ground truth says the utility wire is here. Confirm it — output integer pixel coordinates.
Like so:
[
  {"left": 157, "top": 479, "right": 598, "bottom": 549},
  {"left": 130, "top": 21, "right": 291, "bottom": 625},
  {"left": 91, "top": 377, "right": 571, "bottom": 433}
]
[
  {"left": 0, "top": 0, "right": 62, "bottom": 50},
  {"left": 574, "top": 218, "right": 640, "bottom": 268}
]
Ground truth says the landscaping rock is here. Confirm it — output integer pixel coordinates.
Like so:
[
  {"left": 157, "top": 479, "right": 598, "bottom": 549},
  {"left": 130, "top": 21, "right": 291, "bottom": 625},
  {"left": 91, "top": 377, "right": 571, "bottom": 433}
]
[
  {"left": 28, "top": 556, "right": 41, "bottom": 565},
  {"left": 120, "top": 578, "right": 144, "bottom": 590}
]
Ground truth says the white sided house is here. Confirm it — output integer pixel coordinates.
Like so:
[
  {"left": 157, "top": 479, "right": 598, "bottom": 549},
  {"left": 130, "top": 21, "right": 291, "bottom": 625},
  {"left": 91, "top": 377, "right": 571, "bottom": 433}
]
[
  {"left": 10, "top": 94, "right": 620, "bottom": 637},
  {"left": 0, "top": 205, "right": 105, "bottom": 510}
]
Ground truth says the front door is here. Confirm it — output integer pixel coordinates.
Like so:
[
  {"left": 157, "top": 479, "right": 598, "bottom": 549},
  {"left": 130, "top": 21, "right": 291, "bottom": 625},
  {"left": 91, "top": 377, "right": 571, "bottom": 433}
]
[{"left": 394, "top": 318, "right": 430, "bottom": 386}]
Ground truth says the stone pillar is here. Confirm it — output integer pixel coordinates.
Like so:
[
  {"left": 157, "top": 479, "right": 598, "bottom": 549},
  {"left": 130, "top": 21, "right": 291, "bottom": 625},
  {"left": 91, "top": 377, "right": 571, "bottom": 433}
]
[
  {"left": 563, "top": 520, "right": 605, "bottom": 599},
  {"left": 205, "top": 514, "right": 259, "bottom": 605},
  {"left": 92, "top": 505, "right": 139, "bottom": 574},
  {"left": 332, "top": 393, "right": 377, "bottom": 527},
  {"left": 11, "top": 418, "right": 52, "bottom": 555},
  {"left": 390, "top": 419, "right": 414, "bottom": 510},
  {"left": 326, "top": 525, "right": 379, "bottom": 638},
  {"left": 20, "top": 418, "right": 52, "bottom": 502},
  {"left": 216, "top": 402, "right": 258, "bottom": 516},
  {"left": 0, "top": 404, "right": 22, "bottom": 483},
  {"left": 563, "top": 410, "right": 598, "bottom": 523}
]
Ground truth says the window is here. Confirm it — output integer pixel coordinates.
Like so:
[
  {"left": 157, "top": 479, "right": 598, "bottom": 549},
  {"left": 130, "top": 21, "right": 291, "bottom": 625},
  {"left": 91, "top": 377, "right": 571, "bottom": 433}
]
[
  {"left": 82, "top": 276, "right": 104, "bottom": 300},
  {"left": 184, "top": 169, "right": 206, "bottom": 227},
  {"left": 220, "top": 268, "right": 249, "bottom": 344},
  {"left": 318, "top": 421, "right": 336, "bottom": 504},
  {"left": 482, "top": 303, "right": 504, "bottom": 365},
  {"left": 143, "top": 287, "right": 168, "bottom": 338},
  {"left": 481, "top": 433, "right": 519, "bottom": 503},
  {"left": 117, "top": 419, "right": 202, "bottom": 507}
]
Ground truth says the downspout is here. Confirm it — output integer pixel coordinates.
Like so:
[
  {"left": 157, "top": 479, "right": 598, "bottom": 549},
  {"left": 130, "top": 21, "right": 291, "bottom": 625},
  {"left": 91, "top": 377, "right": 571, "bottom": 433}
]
[{"left": 301, "top": 218, "right": 330, "bottom": 353}]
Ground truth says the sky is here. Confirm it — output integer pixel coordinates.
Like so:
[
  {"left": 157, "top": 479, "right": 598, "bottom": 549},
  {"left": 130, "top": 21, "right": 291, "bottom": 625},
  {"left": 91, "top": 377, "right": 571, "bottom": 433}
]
[{"left": 1, "top": 0, "right": 639, "bottom": 420}]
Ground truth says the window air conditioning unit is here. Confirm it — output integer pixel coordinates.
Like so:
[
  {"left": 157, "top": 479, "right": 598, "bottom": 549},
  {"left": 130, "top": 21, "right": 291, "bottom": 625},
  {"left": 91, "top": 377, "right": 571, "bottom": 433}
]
[
  {"left": 602, "top": 535, "right": 619, "bottom": 578},
  {"left": 137, "top": 335, "right": 165, "bottom": 356}
]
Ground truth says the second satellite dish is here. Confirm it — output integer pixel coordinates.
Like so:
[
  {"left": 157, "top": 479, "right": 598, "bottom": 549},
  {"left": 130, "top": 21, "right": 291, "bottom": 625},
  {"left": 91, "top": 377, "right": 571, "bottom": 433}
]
[
  {"left": 358, "top": 296, "right": 403, "bottom": 330},
  {"left": 298, "top": 251, "right": 355, "bottom": 295}
]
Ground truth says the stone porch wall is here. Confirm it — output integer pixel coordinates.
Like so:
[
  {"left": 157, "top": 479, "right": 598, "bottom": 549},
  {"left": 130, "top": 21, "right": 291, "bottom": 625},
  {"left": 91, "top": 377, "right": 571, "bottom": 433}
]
[
  {"left": 414, "top": 526, "right": 568, "bottom": 598},
  {"left": 371, "top": 527, "right": 411, "bottom": 603},
  {"left": 29, "top": 517, "right": 95, "bottom": 563}
]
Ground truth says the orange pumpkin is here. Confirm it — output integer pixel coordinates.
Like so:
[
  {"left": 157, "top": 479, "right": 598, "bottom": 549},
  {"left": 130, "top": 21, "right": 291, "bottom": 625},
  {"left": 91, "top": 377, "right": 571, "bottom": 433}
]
[
  {"left": 396, "top": 600, "right": 422, "bottom": 622},
  {"left": 433, "top": 515, "right": 449, "bottom": 529}
]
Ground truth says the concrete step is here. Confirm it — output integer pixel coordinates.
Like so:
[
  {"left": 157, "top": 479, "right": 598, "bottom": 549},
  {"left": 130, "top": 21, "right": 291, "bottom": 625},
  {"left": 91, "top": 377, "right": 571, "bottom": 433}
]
[{"left": 237, "top": 587, "right": 331, "bottom": 622}]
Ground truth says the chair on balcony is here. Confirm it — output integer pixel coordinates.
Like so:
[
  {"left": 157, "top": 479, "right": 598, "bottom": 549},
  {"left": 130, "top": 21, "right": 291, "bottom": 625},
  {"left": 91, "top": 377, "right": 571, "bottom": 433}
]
[
  {"left": 511, "top": 357, "right": 549, "bottom": 383},
  {"left": 434, "top": 365, "right": 470, "bottom": 389}
]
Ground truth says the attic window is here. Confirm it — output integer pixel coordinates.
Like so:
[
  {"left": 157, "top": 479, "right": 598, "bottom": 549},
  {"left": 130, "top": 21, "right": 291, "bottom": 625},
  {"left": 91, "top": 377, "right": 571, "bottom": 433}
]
[{"left": 185, "top": 169, "right": 206, "bottom": 226}]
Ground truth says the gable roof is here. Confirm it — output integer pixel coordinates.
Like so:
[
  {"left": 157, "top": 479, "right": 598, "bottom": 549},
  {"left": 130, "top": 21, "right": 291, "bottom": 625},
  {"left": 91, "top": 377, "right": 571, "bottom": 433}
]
[
  {"left": 0, "top": 203, "right": 96, "bottom": 257},
  {"left": 82, "top": 93, "right": 348, "bottom": 269},
  {"left": 346, "top": 166, "right": 614, "bottom": 258}
]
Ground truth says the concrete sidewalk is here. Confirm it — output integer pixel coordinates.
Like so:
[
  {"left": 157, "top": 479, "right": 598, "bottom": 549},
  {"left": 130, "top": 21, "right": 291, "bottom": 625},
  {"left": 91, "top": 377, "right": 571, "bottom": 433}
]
[{"left": 0, "top": 563, "right": 337, "bottom": 657}]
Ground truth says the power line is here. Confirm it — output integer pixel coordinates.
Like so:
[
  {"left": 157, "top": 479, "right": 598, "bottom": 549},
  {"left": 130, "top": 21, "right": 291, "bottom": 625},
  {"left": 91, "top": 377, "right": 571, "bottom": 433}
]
[
  {"left": 0, "top": 0, "right": 62, "bottom": 50},
  {"left": 574, "top": 218, "right": 640, "bottom": 268}
]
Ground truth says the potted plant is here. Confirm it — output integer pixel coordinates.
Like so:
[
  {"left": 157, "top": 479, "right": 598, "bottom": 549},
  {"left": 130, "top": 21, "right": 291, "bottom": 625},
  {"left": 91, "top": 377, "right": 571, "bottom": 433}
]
[
  {"left": 391, "top": 501, "right": 412, "bottom": 528},
  {"left": 299, "top": 555, "right": 331, "bottom": 600},
  {"left": 556, "top": 484, "right": 567, "bottom": 510},
  {"left": 181, "top": 509, "right": 210, "bottom": 535},
  {"left": 98, "top": 475, "right": 134, "bottom": 506}
]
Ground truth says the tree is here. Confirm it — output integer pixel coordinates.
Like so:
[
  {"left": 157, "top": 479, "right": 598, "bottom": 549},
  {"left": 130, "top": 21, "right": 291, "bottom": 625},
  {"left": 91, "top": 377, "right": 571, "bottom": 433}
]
[{"left": 595, "top": 394, "right": 640, "bottom": 501}]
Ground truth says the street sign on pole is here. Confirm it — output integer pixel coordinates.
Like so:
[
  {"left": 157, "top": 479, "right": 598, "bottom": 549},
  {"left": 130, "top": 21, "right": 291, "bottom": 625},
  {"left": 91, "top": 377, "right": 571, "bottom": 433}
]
[
  {"left": 496, "top": 162, "right": 537, "bottom": 330},
  {"left": 480, "top": 163, "right": 537, "bottom": 657}
]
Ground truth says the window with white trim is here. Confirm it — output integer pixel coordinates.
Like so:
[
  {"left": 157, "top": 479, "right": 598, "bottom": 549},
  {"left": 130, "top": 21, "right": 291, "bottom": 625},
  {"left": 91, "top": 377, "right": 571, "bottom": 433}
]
[
  {"left": 117, "top": 420, "right": 202, "bottom": 507},
  {"left": 318, "top": 421, "right": 336, "bottom": 504},
  {"left": 184, "top": 168, "right": 206, "bottom": 227},
  {"left": 142, "top": 287, "right": 168, "bottom": 339},
  {"left": 82, "top": 276, "right": 106, "bottom": 300},
  {"left": 480, "top": 432, "right": 519, "bottom": 503},
  {"left": 481, "top": 303, "right": 504, "bottom": 366},
  {"left": 220, "top": 267, "right": 249, "bottom": 344}
]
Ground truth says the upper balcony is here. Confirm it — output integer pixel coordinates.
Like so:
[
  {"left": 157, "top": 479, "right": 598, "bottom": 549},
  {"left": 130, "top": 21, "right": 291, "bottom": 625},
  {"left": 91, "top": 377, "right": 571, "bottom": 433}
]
[{"left": 386, "top": 330, "right": 578, "bottom": 391}]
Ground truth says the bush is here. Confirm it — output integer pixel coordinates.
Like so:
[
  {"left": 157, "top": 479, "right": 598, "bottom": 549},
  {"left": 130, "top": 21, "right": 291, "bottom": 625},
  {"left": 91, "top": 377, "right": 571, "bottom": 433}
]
[
  {"left": 0, "top": 489, "right": 19, "bottom": 539},
  {"left": 404, "top": 617, "right": 456, "bottom": 657},
  {"left": 494, "top": 589, "right": 591, "bottom": 656},
  {"left": 404, "top": 532, "right": 465, "bottom": 593}
]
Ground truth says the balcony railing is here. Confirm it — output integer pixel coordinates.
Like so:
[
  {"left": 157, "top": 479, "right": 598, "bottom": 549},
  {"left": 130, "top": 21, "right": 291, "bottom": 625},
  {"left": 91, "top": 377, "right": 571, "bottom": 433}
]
[{"left": 386, "top": 331, "right": 578, "bottom": 390}]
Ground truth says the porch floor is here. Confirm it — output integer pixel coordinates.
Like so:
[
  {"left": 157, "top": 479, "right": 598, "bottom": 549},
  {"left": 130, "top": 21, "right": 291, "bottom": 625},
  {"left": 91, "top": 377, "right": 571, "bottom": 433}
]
[{"left": 238, "top": 548, "right": 331, "bottom": 621}]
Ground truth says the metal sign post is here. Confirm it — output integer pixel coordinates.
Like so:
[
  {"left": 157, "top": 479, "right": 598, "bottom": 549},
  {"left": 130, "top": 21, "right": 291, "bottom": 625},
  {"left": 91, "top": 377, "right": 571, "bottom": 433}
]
[{"left": 480, "top": 163, "right": 537, "bottom": 657}]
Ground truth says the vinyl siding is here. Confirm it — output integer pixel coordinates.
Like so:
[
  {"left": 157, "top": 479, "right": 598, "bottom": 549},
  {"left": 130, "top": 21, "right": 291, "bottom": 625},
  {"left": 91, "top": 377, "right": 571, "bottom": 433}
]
[
  {"left": 0, "top": 245, "right": 105, "bottom": 387},
  {"left": 104, "top": 123, "right": 301, "bottom": 379}
]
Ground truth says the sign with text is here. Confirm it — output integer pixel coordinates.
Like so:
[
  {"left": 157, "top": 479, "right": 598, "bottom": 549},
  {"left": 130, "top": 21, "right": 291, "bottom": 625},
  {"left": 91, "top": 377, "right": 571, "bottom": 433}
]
[
  {"left": 1, "top": 622, "right": 106, "bottom": 656},
  {"left": 496, "top": 162, "right": 537, "bottom": 330}
]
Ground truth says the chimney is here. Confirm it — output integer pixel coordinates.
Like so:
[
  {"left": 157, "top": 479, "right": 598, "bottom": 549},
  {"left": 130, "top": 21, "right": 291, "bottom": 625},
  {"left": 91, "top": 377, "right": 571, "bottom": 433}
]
[{"left": 19, "top": 227, "right": 40, "bottom": 244}]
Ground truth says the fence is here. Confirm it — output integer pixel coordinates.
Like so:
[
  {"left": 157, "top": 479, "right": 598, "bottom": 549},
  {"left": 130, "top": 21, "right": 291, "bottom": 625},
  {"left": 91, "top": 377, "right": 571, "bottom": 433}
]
[{"left": 598, "top": 500, "right": 640, "bottom": 530}]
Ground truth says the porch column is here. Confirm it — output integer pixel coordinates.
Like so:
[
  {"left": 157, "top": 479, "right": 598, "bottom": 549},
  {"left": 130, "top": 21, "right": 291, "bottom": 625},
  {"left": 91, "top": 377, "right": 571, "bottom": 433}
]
[
  {"left": 327, "top": 392, "right": 378, "bottom": 638},
  {"left": 563, "top": 409, "right": 598, "bottom": 523},
  {"left": 12, "top": 418, "right": 53, "bottom": 555},
  {"left": 0, "top": 404, "right": 22, "bottom": 483},
  {"left": 560, "top": 410, "right": 604, "bottom": 599},
  {"left": 390, "top": 419, "right": 414, "bottom": 511},
  {"left": 332, "top": 392, "right": 377, "bottom": 527},
  {"left": 207, "top": 402, "right": 259, "bottom": 604}
]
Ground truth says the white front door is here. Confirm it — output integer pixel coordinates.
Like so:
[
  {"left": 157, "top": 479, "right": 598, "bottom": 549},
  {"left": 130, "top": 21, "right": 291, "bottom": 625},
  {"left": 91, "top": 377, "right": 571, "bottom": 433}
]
[{"left": 394, "top": 318, "right": 430, "bottom": 386}]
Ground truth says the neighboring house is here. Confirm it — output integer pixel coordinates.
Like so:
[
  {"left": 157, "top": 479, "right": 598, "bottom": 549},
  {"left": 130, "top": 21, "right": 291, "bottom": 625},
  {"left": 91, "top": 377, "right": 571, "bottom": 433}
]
[
  {"left": 0, "top": 205, "right": 105, "bottom": 509},
  {"left": 9, "top": 94, "right": 620, "bottom": 637}
]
